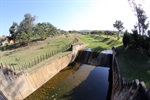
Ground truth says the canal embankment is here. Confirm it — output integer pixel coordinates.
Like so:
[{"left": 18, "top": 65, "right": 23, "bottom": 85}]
[{"left": 0, "top": 43, "right": 87, "bottom": 100}]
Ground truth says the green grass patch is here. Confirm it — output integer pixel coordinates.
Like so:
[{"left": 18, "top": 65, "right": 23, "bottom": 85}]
[
  {"left": 80, "top": 35, "right": 122, "bottom": 52},
  {"left": 116, "top": 46, "right": 150, "bottom": 87}
]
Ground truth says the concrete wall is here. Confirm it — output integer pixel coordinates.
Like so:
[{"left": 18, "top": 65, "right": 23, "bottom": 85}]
[{"left": 0, "top": 43, "right": 87, "bottom": 100}]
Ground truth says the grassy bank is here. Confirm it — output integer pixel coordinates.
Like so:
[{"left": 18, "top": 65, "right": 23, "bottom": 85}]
[
  {"left": 0, "top": 34, "right": 77, "bottom": 69},
  {"left": 80, "top": 34, "right": 122, "bottom": 52},
  {"left": 116, "top": 46, "right": 150, "bottom": 87},
  {"left": 80, "top": 34, "right": 150, "bottom": 87}
]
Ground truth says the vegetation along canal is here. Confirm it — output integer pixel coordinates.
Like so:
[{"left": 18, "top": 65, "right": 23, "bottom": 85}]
[{"left": 25, "top": 50, "right": 112, "bottom": 100}]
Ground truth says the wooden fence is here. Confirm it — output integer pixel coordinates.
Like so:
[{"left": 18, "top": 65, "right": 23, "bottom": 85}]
[{"left": 0, "top": 38, "right": 78, "bottom": 71}]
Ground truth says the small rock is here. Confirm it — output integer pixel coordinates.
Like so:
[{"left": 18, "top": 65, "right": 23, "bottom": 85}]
[
  {"left": 53, "top": 98, "right": 56, "bottom": 100},
  {"left": 52, "top": 95, "right": 55, "bottom": 98}
]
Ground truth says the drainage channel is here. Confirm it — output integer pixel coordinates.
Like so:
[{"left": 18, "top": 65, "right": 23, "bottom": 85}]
[
  {"left": 25, "top": 49, "right": 113, "bottom": 100},
  {"left": 25, "top": 64, "right": 110, "bottom": 100}
]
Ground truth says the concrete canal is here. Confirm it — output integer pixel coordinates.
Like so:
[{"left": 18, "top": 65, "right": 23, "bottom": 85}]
[{"left": 25, "top": 49, "right": 112, "bottom": 100}]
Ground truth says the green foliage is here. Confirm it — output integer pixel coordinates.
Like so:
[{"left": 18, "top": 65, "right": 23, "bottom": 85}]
[
  {"left": 34, "top": 22, "right": 57, "bottom": 39},
  {"left": 123, "top": 30, "right": 150, "bottom": 56},
  {"left": 128, "top": 0, "right": 149, "bottom": 35},
  {"left": 117, "top": 47, "right": 150, "bottom": 87},
  {"left": 123, "top": 30, "right": 130, "bottom": 48},
  {"left": 9, "top": 13, "right": 58, "bottom": 45},
  {"left": 17, "top": 32, "right": 31, "bottom": 43},
  {"left": 113, "top": 20, "right": 124, "bottom": 40},
  {"left": 9, "top": 22, "right": 18, "bottom": 42},
  {"left": 148, "top": 30, "right": 150, "bottom": 37},
  {"left": 113, "top": 20, "right": 124, "bottom": 31}
]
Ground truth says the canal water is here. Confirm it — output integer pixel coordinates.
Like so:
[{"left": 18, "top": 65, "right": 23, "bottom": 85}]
[{"left": 25, "top": 63, "right": 110, "bottom": 100}]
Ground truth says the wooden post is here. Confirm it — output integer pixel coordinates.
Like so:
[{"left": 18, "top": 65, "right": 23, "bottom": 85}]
[
  {"left": 34, "top": 58, "right": 36, "bottom": 65},
  {"left": 52, "top": 51, "right": 53, "bottom": 56},
  {"left": 22, "top": 65, "right": 24, "bottom": 70},
  {"left": 5, "top": 63, "right": 7, "bottom": 68},
  {"left": 29, "top": 62, "right": 31, "bottom": 68},
  {"left": 9, "top": 64, "right": 12, "bottom": 70},
  {"left": 48, "top": 53, "right": 50, "bottom": 58},
  {"left": 25, "top": 63, "right": 27, "bottom": 69},
  {"left": 37, "top": 57, "right": 39, "bottom": 63},
  {"left": 18, "top": 65, "right": 21, "bottom": 70},
  {"left": 1, "top": 63, "right": 3, "bottom": 68},
  {"left": 12, "top": 65, "right": 15, "bottom": 71},
  {"left": 32, "top": 60, "right": 34, "bottom": 66},
  {"left": 46, "top": 53, "right": 48, "bottom": 59},
  {"left": 40, "top": 55, "right": 42, "bottom": 61}
]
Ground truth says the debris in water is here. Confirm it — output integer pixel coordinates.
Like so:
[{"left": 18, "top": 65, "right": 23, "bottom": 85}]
[
  {"left": 53, "top": 98, "right": 56, "bottom": 100},
  {"left": 52, "top": 95, "right": 55, "bottom": 98}
]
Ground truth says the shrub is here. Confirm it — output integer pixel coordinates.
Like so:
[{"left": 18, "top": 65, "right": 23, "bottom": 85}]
[{"left": 123, "top": 31, "right": 130, "bottom": 47}]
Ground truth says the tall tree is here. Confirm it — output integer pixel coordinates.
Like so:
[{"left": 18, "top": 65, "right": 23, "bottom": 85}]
[
  {"left": 34, "top": 22, "right": 48, "bottom": 39},
  {"left": 9, "top": 22, "right": 18, "bottom": 42},
  {"left": 17, "top": 13, "right": 36, "bottom": 43},
  {"left": 18, "top": 13, "right": 35, "bottom": 34},
  {"left": 128, "top": 0, "right": 149, "bottom": 35},
  {"left": 113, "top": 20, "right": 124, "bottom": 40}
]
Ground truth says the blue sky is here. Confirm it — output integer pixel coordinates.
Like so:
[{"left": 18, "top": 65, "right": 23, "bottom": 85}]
[{"left": 0, "top": 0, "right": 150, "bottom": 36}]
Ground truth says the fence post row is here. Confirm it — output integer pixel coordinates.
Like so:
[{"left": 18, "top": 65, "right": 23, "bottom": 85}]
[{"left": 1, "top": 39, "right": 77, "bottom": 71}]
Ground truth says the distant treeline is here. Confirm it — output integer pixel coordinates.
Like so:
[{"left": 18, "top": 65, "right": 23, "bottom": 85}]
[{"left": 78, "top": 30, "right": 119, "bottom": 37}]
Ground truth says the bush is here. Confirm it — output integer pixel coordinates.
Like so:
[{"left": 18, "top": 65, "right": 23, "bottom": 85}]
[
  {"left": 123, "top": 30, "right": 150, "bottom": 56},
  {"left": 123, "top": 31, "right": 130, "bottom": 47}
]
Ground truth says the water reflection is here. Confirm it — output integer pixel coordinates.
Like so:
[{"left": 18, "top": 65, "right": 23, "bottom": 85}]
[
  {"left": 101, "top": 50, "right": 113, "bottom": 54},
  {"left": 25, "top": 64, "right": 110, "bottom": 100}
]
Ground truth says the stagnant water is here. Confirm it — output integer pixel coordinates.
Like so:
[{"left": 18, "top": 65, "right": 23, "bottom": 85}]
[{"left": 25, "top": 63, "right": 110, "bottom": 100}]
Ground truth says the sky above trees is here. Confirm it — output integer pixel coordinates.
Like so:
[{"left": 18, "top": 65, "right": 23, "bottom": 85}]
[{"left": 0, "top": 0, "right": 150, "bottom": 35}]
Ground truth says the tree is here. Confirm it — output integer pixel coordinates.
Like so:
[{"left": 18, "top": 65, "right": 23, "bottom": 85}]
[
  {"left": 147, "top": 30, "right": 150, "bottom": 37},
  {"left": 128, "top": 0, "right": 149, "bottom": 35},
  {"left": 113, "top": 20, "right": 124, "bottom": 40},
  {"left": 123, "top": 30, "right": 131, "bottom": 48},
  {"left": 34, "top": 22, "right": 49, "bottom": 39},
  {"left": 9, "top": 22, "right": 18, "bottom": 42},
  {"left": 17, "top": 13, "right": 36, "bottom": 43},
  {"left": 18, "top": 13, "right": 35, "bottom": 34}
]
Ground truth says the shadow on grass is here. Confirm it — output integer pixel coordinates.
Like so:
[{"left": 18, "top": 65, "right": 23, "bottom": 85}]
[
  {"left": 106, "top": 40, "right": 114, "bottom": 45},
  {"left": 100, "top": 38, "right": 110, "bottom": 43},
  {"left": 92, "top": 46, "right": 104, "bottom": 53}
]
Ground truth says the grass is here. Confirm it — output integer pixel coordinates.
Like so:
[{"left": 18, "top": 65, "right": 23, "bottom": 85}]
[
  {"left": 80, "top": 34, "right": 122, "bottom": 52},
  {"left": 116, "top": 46, "right": 150, "bottom": 87},
  {"left": 0, "top": 34, "right": 76, "bottom": 69},
  {"left": 80, "top": 34, "right": 150, "bottom": 87},
  {"left": 27, "top": 51, "right": 71, "bottom": 72}
]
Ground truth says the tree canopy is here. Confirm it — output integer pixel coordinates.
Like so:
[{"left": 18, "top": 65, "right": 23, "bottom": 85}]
[
  {"left": 113, "top": 20, "right": 124, "bottom": 40},
  {"left": 9, "top": 13, "right": 59, "bottom": 44},
  {"left": 128, "top": 0, "right": 149, "bottom": 35}
]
